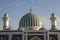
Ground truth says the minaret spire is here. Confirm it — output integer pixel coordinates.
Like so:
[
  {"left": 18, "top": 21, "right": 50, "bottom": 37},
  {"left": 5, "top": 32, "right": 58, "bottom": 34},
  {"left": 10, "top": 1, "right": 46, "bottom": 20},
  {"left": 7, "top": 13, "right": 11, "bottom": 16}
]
[{"left": 50, "top": 13, "right": 57, "bottom": 30}]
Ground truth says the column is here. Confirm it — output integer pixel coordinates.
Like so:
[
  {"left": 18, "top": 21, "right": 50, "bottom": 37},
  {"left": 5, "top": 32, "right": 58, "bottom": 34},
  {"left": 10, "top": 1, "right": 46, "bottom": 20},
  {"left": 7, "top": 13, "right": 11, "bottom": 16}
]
[
  {"left": 26, "top": 31, "right": 27, "bottom": 40},
  {"left": 44, "top": 32, "right": 46, "bottom": 40},
  {"left": 9, "top": 34, "right": 12, "bottom": 40},
  {"left": 22, "top": 31, "right": 24, "bottom": 40},
  {"left": 47, "top": 31, "right": 49, "bottom": 40}
]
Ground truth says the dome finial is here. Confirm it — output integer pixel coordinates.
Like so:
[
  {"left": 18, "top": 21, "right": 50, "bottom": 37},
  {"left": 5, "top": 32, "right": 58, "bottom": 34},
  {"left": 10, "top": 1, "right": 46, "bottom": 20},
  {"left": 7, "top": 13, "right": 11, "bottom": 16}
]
[
  {"left": 30, "top": 8, "right": 32, "bottom": 12},
  {"left": 4, "top": 11, "right": 9, "bottom": 17},
  {"left": 51, "top": 13, "right": 55, "bottom": 17}
]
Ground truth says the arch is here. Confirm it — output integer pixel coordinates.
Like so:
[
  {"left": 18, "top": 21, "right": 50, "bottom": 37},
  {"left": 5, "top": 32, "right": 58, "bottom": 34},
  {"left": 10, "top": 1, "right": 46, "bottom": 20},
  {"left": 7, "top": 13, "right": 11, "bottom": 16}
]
[
  {"left": 0, "top": 37, "right": 6, "bottom": 40},
  {"left": 49, "top": 37, "right": 56, "bottom": 40},
  {"left": 30, "top": 36, "right": 41, "bottom": 40},
  {"left": 14, "top": 37, "right": 21, "bottom": 40}
]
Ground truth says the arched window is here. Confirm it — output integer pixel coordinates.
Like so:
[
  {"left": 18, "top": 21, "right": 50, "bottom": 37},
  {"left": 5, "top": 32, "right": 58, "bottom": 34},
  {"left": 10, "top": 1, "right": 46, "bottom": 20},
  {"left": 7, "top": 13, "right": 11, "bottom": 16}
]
[
  {"left": 49, "top": 37, "right": 56, "bottom": 40},
  {"left": 31, "top": 36, "right": 41, "bottom": 40},
  {"left": 0, "top": 37, "right": 6, "bottom": 40},
  {"left": 14, "top": 37, "right": 21, "bottom": 40}
]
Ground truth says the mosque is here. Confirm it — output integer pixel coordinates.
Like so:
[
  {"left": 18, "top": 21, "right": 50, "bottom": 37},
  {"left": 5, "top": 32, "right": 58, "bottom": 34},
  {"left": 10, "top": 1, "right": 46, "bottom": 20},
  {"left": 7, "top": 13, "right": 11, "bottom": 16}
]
[{"left": 0, "top": 9, "right": 60, "bottom": 40}]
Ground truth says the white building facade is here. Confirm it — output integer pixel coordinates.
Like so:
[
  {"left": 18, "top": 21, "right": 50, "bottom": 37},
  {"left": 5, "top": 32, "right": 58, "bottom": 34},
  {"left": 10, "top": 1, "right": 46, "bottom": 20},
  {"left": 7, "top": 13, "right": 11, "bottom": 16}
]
[{"left": 0, "top": 9, "right": 60, "bottom": 40}]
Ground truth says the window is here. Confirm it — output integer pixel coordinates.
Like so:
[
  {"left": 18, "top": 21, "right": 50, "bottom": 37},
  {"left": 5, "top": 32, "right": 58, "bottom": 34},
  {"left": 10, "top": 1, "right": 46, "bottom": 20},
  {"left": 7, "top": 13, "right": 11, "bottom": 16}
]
[
  {"left": 14, "top": 37, "right": 21, "bottom": 40},
  {"left": 49, "top": 37, "right": 56, "bottom": 40},
  {"left": 0, "top": 37, "right": 6, "bottom": 40}
]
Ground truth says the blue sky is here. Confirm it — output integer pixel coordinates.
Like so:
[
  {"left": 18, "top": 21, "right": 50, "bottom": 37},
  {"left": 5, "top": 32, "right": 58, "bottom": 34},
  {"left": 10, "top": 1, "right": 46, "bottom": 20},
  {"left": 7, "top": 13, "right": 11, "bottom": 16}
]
[{"left": 0, "top": 0, "right": 60, "bottom": 30}]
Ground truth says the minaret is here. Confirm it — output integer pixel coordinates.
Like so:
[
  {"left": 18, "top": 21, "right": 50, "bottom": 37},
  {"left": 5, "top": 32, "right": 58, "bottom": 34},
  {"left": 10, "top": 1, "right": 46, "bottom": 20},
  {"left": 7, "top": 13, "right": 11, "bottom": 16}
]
[
  {"left": 50, "top": 13, "right": 57, "bottom": 30},
  {"left": 3, "top": 13, "right": 10, "bottom": 30}
]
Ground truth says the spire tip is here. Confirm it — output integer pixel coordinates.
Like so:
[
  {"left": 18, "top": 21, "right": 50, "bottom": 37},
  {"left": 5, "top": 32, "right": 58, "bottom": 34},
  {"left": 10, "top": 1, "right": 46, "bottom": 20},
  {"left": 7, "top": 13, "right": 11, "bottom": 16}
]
[{"left": 30, "top": 8, "right": 32, "bottom": 12}]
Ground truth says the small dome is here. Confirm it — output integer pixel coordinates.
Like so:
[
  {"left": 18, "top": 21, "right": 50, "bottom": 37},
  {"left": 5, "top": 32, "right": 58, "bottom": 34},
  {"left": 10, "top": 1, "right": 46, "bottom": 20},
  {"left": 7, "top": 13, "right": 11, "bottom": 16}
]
[{"left": 19, "top": 10, "right": 43, "bottom": 30}]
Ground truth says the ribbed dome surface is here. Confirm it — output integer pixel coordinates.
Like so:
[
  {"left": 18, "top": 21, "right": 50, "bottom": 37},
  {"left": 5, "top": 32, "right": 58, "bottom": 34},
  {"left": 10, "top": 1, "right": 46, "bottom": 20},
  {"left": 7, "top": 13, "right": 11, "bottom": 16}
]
[{"left": 19, "top": 12, "right": 42, "bottom": 30}]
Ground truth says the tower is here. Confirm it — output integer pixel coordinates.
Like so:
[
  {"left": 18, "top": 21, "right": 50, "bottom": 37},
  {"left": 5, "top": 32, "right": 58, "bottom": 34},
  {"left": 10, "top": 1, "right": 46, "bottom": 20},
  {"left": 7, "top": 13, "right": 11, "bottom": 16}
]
[
  {"left": 50, "top": 13, "right": 57, "bottom": 30},
  {"left": 2, "top": 13, "right": 10, "bottom": 30}
]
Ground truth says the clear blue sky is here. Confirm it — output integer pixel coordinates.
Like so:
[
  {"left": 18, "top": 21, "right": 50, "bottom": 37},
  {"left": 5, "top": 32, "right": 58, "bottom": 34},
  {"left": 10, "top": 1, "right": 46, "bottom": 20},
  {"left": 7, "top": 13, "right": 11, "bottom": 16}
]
[{"left": 0, "top": 0, "right": 60, "bottom": 30}]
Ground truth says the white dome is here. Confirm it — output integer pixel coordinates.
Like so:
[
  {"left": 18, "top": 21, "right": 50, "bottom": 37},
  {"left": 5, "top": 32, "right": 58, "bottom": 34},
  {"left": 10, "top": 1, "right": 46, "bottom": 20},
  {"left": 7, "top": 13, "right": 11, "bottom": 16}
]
[{"left": 19, "top": 12, "right": 43, "bottom": 30}]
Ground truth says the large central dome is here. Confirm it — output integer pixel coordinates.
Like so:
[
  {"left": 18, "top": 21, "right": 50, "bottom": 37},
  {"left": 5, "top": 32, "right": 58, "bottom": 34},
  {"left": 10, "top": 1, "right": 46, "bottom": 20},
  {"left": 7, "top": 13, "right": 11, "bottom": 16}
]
[{"left": 19, "top": 9, "right": 43, "bottom": 30}]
